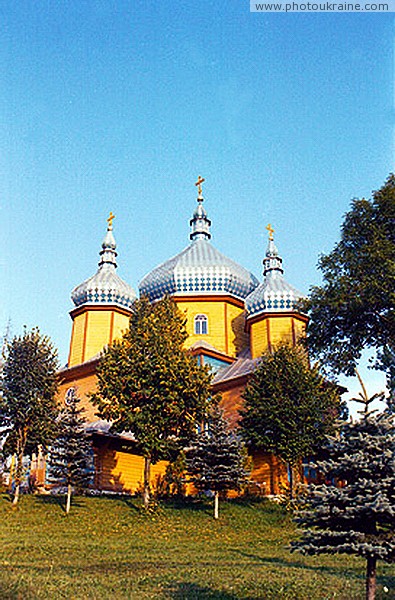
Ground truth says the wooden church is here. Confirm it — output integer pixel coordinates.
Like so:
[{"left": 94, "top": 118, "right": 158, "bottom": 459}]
[{"left": 54, "top": 178, "right": 308, "bottom": 495}]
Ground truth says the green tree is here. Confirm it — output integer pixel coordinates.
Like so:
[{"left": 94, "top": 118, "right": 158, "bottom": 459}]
[
  {"left": 186, "top": 405, "right": 248, "bottom": 519},
  {"left": 292, "top": 397, "right": 395, "bottom": 600},
  {"left": 48, "top": 390, "right": 93, "bottom": 514},
  {"left": 0, "top": 328, "right": 59, "bottom": 505},
  {"left": 91, "top": 297, "right": 212, "bottom": 509},
  {"left": 303, "top": 174, "right": 395, "bottom": 381},
  {"left": 240, "top": 344, "right": 341, "bottom": 500}
]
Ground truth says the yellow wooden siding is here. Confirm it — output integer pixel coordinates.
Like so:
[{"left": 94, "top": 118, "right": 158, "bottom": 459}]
[
  {"left": 68, "top": 313, "right": 87, "bottom": 366},
  {"left": 175, "top": 299, "right": 245, "bottom": 357},
  {"left": 84, "top": 311, "right": 112, "bottom": 361},
  {"left": 68, "top": 309, "right": 130, "bottom": 368},
  {"left": 227, "top": 305, "right": 249, "bottom": 355},
  {"left": 112, "top": 311, "right": 130, "bottom": 343},
  {"left": 250, "top": 319, "right": 269, "bottom": 358},
  {"left": 293, "top": 317, "right": 306, "bottom": 342},
  {"left": 97, "top": 449, "right": 168, "bottom": 493},
  {"left": 250, "top": 451, "right": 288, "bottom": 495},
  {"left": 268, "top": 316, "right": 294, "bottom": 348}
]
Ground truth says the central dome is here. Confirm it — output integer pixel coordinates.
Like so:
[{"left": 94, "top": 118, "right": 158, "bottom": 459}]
[{"left": 139, "top": 191, "right": 259, "bottom": 302}]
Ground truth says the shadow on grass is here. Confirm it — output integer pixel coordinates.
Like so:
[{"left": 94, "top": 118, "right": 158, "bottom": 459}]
[
  {"left": 34, "top": 494, "right": 85, "bottom": 513},
  {"left": 1, "top": 492, "right": 13, "bottom": 503},
  {"left": 231, "top": 549, "right": 365, "bottom": 580},
  {"left": 160, "top": 496, "right": 215, "bottom": 515},
  {"left": 118, "top": 495, "right": 141, "bottom": 512},
  {"left": 166, "top": 582, "right": 249, "bottom": 599},
  {"left": 0, "top": 578, "right": 36, "bottom": 600}
]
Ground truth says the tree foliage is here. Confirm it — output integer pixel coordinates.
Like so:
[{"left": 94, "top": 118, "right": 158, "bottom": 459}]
[
  {"left": 187, "top": 405, "right": 248, "bottom": 519},
  {"left": 303, "top": 174, "right": 395, "bottom": 379},
  {"left": 0, "top": 328, "right": 59, "bottom": 505},
  {"left": 292, "top": 399, "right": 395, "bottom": 600},
  {"left": 48, "top": 390, "right": 93, "bottom": 514},
  {"left": 241, "top": 344, "right": 341, "bottom": 499},
  {"left": 91, "top": 296, "right": 212, "bottom": 508}
]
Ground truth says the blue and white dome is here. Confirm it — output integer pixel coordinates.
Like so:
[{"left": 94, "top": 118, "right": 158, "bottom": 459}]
[
  {"left": 245, "top": 235, "right": 304, "bottom": 318},
  {"left": 71, "top": 216, "right": 136, "bottom": 310},
  {"left": 139, "top": 191, "right": 259, "bottom": 302}
]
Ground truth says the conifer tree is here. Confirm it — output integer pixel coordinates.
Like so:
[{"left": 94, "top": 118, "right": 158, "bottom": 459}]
[
  {"left": 187, "top": 405, "right": 248, "bottom": 519},
  {"left": 241, "top": 344, "right": 341, "bottom": 500},
  {"left": 0, "top": 328, "right": 59, "bottom": 505},
  {"left": 48, "top": 389, "right": 93, "bottom": 514},
  {"left": 91, "top": 296, "right": 212, "bottom": 509},
  {"left": 292, "top": 397, "right": 395, "bottom": 600}
]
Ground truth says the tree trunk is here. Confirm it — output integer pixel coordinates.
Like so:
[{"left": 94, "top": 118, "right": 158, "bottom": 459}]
[
  {"left": 12, "top": 440, "right": 25, "bottom": 507},
  {"left": 366, "top": 556, "right": 377, "bottom": 600},
  {"left": 355, "top": 368, "right": 369, "bottom": 404},
  {"left": 12, "top": 482, "right": 20, "bottom": 506},
  {"left": 288, "top": 463, "right": 294, "bottom": 501},
  {"left": 66, "top": 484, "right": 72, "bottom": 514},
  {"left": 214, "top": 491, "right": 219, "bottom": 520},
  {"left": 143, "top": 455, "right": 151, "bottom": 509}
]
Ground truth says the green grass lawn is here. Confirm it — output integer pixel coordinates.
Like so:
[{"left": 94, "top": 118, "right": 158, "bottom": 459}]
[{"left": 1, "top": 493, "right": 394, "bottom": 599}]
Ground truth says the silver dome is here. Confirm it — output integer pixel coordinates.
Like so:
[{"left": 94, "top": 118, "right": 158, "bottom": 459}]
[
  {"left": 71, "top": 219, "right": 136, "bottom": 310},
  {"left": 139, "top": 238, "right": 259, "bottom": 302},
  {"left": 139, "top": 192, "right": 259, "bottom": 302},
  {"left": 245, "top": 237, "right": 304, "bottom": 317}
]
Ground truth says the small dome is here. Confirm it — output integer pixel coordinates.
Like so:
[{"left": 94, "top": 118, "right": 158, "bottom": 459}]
[
  {"left": 139, "top": 190, "right": 259, "bottom": 302},
  {"left": 71, "top": 216, "right": 136, "bottom": 310},
  {"left": 245, "top": 236, "right": 304, "bottom": 318}
]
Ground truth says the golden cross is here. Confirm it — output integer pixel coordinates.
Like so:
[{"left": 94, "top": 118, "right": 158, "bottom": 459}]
[
  {"left": 266, "top": 223, "right": 274, "bottom": 241},
  {"left": 195, "top": 175, "right": 205, "bottom": 196},
  {"left": 107, "top": 211, "right": 115, "bottom": 230}
]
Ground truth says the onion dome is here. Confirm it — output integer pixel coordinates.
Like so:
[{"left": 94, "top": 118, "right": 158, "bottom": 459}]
[
  {"left": 139, "top": 179, "right": 259, "bottom": 302},
  {"left": 245, "top": 225, "right": 304, "bottom": 317},
  {"left": 71, "top": 213, "right": 136, "bottom": 310}
]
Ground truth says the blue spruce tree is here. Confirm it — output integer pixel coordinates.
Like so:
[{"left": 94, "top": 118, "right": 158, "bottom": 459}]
[
  {"left": 186, "top": 405, "right": 248, "bottom": 519},
  {"left": 48, "top": 390, "right": 93, "bottom": 514},
  {"left": 292, "top": 396, "right": 395, "bottom": 600}
]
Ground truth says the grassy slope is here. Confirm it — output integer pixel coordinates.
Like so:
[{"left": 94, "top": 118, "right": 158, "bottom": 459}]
[{"left": 1, "top": 494, "right": 394, "bottom": 599}]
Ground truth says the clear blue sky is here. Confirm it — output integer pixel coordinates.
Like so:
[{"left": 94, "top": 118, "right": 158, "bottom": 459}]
[{"left": 1, "top": 3, "right": 393, "bottom": 404}]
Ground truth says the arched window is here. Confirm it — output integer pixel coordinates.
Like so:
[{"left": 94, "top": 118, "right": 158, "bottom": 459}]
[{"left": 194, "top": 314, "right": 208, "bottom": 335}]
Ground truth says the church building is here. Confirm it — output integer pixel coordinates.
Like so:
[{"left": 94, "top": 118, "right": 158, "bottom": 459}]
[{"left": 57, "top": 178, "right": 308, "bottom": 495}]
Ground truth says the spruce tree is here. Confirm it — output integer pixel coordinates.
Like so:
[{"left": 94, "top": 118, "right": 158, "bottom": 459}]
[
  {"left": 0, "top": 328, "right": 59, "bottom": 505},
  {"left": 186, "top": 405, "right": 248, "bottom": 519},
  {"left": 292, "top": 398, "right": 395, "bottom": 600},
  {"left": 48, "top": 389, "right": 93, "bottom": 514}
]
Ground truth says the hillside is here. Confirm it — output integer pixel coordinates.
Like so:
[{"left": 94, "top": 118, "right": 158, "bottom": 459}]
[{"left": 1, "top": 495, "right": 393, "bottom": 599}]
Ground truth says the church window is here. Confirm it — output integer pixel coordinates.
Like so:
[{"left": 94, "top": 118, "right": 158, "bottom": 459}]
[{"left": 194, "top": 314, "right": 208, "bottom": 335}]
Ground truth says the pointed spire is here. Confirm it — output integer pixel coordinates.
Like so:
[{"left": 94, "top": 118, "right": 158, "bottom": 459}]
[
  {"left": 263, "top": 223, "right": 284, "bottom": 277},
  {"left": 190, "top": 176, "right": 211, "bottom": 241},
  {"left": 98, "top": 212, "right": 118, "bottom": 268}
]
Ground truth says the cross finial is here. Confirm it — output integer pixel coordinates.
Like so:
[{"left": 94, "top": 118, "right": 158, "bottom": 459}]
[
  {"left": 107, "top": 211, "right": 115, "bottom": 230},
  {"left": 195, "top": 175, "right": 205, "bottom": 197},
  {"left": 266, "top": 223, "right": 274, "bottom": 241}
]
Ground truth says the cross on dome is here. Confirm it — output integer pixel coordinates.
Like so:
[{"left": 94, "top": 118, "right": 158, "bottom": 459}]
[
  {"left": 70, "top": 214, "right": 136, "bottom": 310},
  {"left": 195, "top": 175, "right": 205, "bottom": 198},
  {"left": 107, "top": 211, "right": 115, "bottom": 230},
  {"left": 266, "top": 223, "right": 274, "bottom": 241}
]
